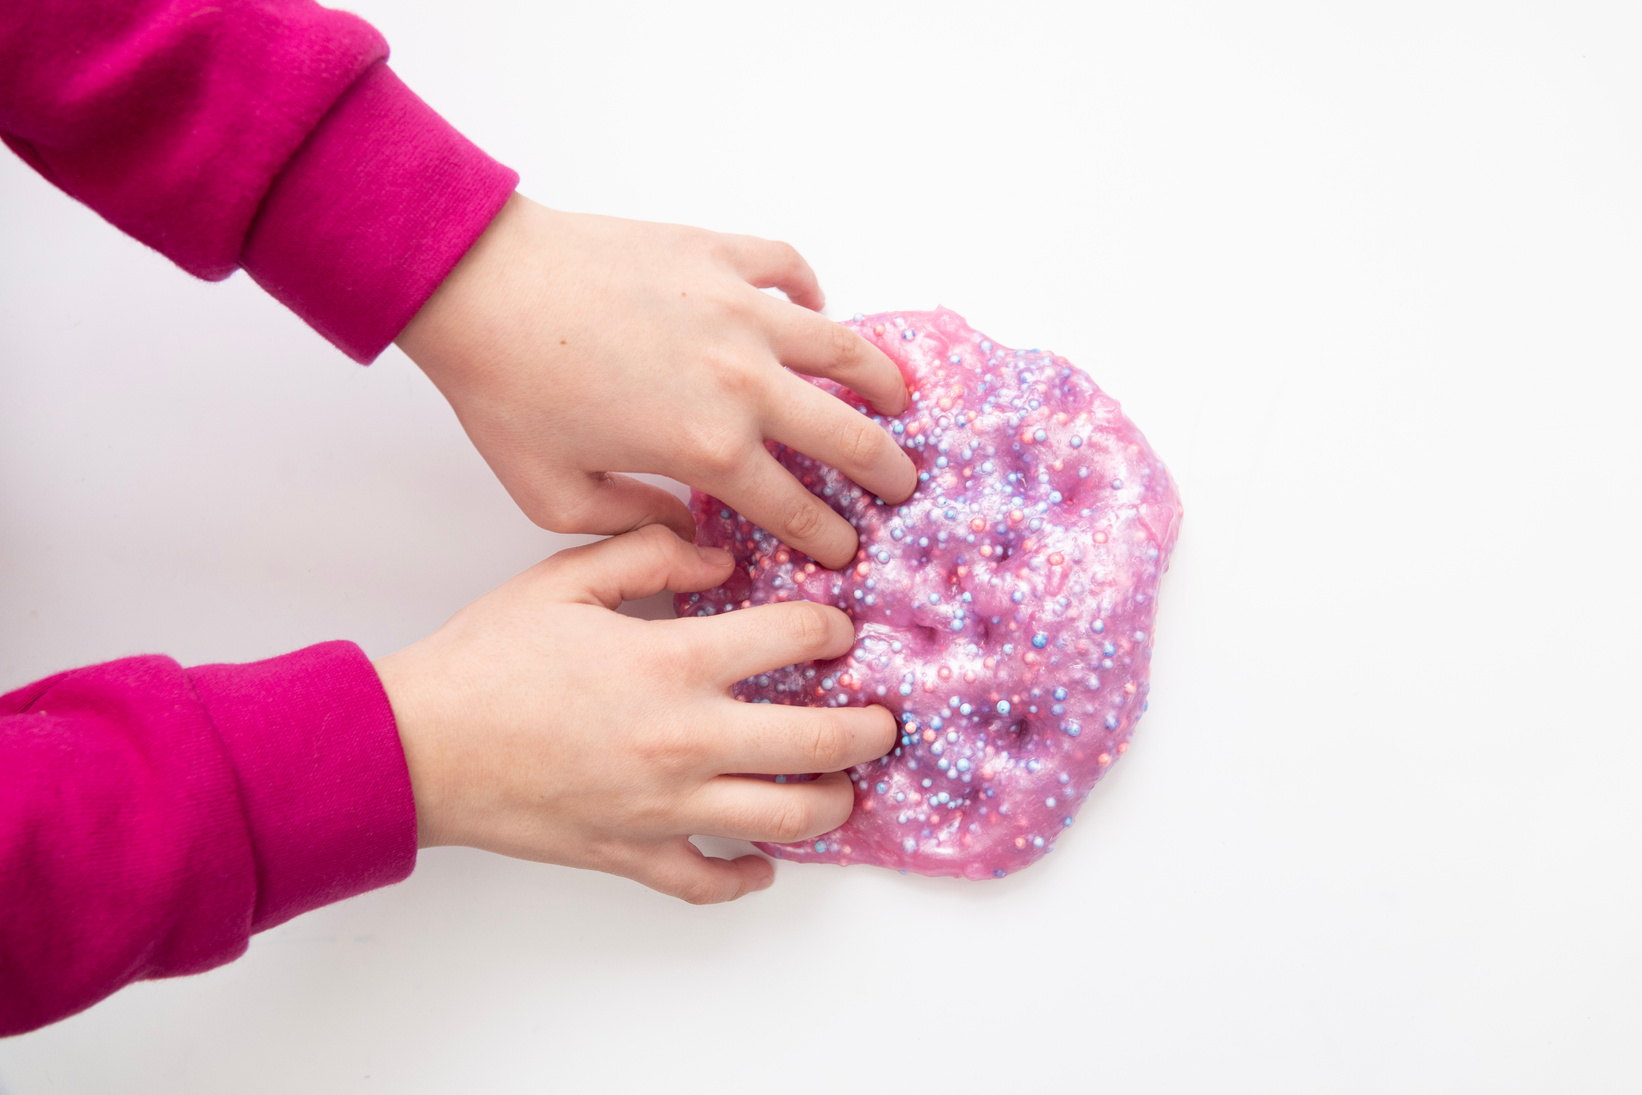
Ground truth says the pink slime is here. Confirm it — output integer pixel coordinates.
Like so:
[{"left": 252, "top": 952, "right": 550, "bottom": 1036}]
[{"left": 677, "top": 309, "right": 1181, "bottom": 879}]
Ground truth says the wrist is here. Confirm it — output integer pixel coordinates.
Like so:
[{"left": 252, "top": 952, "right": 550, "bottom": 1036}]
[
  {"left": 394, "top": 191, "right": 534, "bottom": 379},
  {"left": 373, "top": 648, "right": 455, "bottom": 850}
]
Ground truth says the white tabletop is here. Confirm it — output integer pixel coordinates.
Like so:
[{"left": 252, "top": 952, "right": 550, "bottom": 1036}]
[{"left": 3, "top": 2, "right": 1639, "bottom": 1091}]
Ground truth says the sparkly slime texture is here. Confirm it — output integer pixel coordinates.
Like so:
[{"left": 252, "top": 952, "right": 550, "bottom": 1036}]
[{"left": 677, "top": 309, "right": 1181, "bottom": 879}]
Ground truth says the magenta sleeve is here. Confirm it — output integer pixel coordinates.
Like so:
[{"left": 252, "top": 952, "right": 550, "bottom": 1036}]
[
  {"left": 0, "top": 642, "right": 417, "bottom": 1036},
  {"left": 0, "top": 0, "right": 519, "bottom": 362},
  {"left": 240, "top": 62, "right": 520, "bottom": 362}
]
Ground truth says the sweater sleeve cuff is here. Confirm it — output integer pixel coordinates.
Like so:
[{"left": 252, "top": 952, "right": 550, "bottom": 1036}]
[
  {"left": 241, "top": 62, "right": 519, "bottom": 363},
  {"left": 187, "top": 641, "right": 418, "bottom": 932}
]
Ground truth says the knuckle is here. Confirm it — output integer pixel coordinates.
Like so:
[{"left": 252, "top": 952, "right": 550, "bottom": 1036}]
[
  {"left": 669, "top": 629, "right": 716, "bottom": 679},
  {"left": 828, "top": 321, "right": 861, "bottom": 368},
  {"left": 781, "top": 496, "right": 829, "bottom": 545},
  {"left": 690, "top": 422, "right": 751, "bottom": 479},
  {"left": 719, "top": 359, "right": 763, "bottom": 400},
  {"left": 627, "top": 792, "right": 680, "bottom": 834},
  {"left": 767, "top": 795, "right": 817, "bottom": 843},
  {"left": 773, "top": 240, "right": 804, "bottom": 274},
  {"left": 634, "top": 520, "right": 675, "bottom": 541},
  {"left": 697, "top": 347, "right": 737, "bottom": 385},
  {"left": 633, "top": 524, "right": 681, "bottom": 574},
  {"left": 632, "top": 521, "right": 680, "bottom": 555},
  {"left": 674, "top": 874, "right": 723, "bottom": 906},
  {"left": 783, "top": 600, "right": 835, "bottom": 653},
  {"left": 526, "top": 491, "right": 575, "bottom": 532},
  {"left": 539, "top": 484, "right": 612, "bottom": 536},
  {"left": 843, "top": 417, "right": 885, "bottom": 468},
  {"left": 805, "top": 718, "right": 849, "bottom": 771},
  {"left": 637, "top": 721, "right": 699, "bottom": 774},
  {"left": 707, "top": 233, "right": 748, "bottom": 267},
  {"left": 704, "top": 289, "right": 758, "bottom": 326}
]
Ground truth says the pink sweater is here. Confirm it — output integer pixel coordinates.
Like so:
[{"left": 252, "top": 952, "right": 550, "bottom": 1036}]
[{"left": 1, "top": 0, "right": 519, "bottom": 1034}]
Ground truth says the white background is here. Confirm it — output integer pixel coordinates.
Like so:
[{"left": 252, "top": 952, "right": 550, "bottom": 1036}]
[{"left": 3, "top": 1, "right": 1639, "bottom": 1091}]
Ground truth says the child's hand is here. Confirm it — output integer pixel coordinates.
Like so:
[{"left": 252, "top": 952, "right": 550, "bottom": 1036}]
[
  {"left": 373, "top": 525, "right": 896, "bottom": 904},
  {"left": 396, "top": 194, "right": 916, "bottom": 571}
]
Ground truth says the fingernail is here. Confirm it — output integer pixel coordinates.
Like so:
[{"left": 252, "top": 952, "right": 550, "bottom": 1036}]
[
  {"left": 696, "top": 544, "right": 733, "bottom": 566},
  {"left": 900, "top": 462, "right": 921, "bottom": 500}
]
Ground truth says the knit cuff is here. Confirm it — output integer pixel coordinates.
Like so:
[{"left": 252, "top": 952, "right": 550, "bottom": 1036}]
[
  {"left": 188, "top": 640, "right": 417, "bottom": 931},
  {"left": 241, "top": 62, "right": 519, "bottom": 362}
]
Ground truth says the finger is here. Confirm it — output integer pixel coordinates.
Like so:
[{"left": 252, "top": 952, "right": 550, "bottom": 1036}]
[
  {"left": 703, "top": 449, "right": 859, "bottom": 568},
  {"left": 759, "top": 300, "right": 910, "bottom": 416},
  {"left": 684, "top": 771, "right": 857, "bottom": 843},
  {"left": 676, "top": 599, "right": 854, "bottom": 685},
  {"left": 724, "top": 235, "right": 824, "bottom": 311},
  {"left": 549, "top": 524, "right": 734, "bottom": 609},
  {"left": 713, "top": 702, "right": 898, "bottom": 777},
  {"left": 545, "top": 472, "right": 695, "bottom": 541},
  {"left": 766, "top": 373, "right": 917, "bottom": 504},
  {"left": 627, "top": 838, "right": 774, "bottom": 905}
]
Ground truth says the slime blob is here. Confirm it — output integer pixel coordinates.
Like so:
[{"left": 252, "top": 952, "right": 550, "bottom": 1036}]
[{"left": 677, "top": 308, "right": 1181, "bottom": 879}]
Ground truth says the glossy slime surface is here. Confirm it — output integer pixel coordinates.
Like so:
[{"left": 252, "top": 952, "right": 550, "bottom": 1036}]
[{"left": 677, "top": 309, "right": 1181, "bottom": 879}]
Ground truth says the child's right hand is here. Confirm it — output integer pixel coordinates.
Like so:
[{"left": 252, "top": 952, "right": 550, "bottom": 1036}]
[
  {"left": 394, "top": 194, "right": 917, "bottom": 571},
  {"left": 373, "top": 525, "right": 895, "bottom": 904}
]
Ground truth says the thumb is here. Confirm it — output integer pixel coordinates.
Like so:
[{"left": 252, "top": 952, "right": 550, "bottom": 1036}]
[
  {"left": 551, "top": 524, "right": 735, "bottom": 609},
  {"left": 627, "top": 838, "right": 775, "bottom": 905},
  {"left": 544, "top": 471, "right": 696, "bottom": 542}
]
